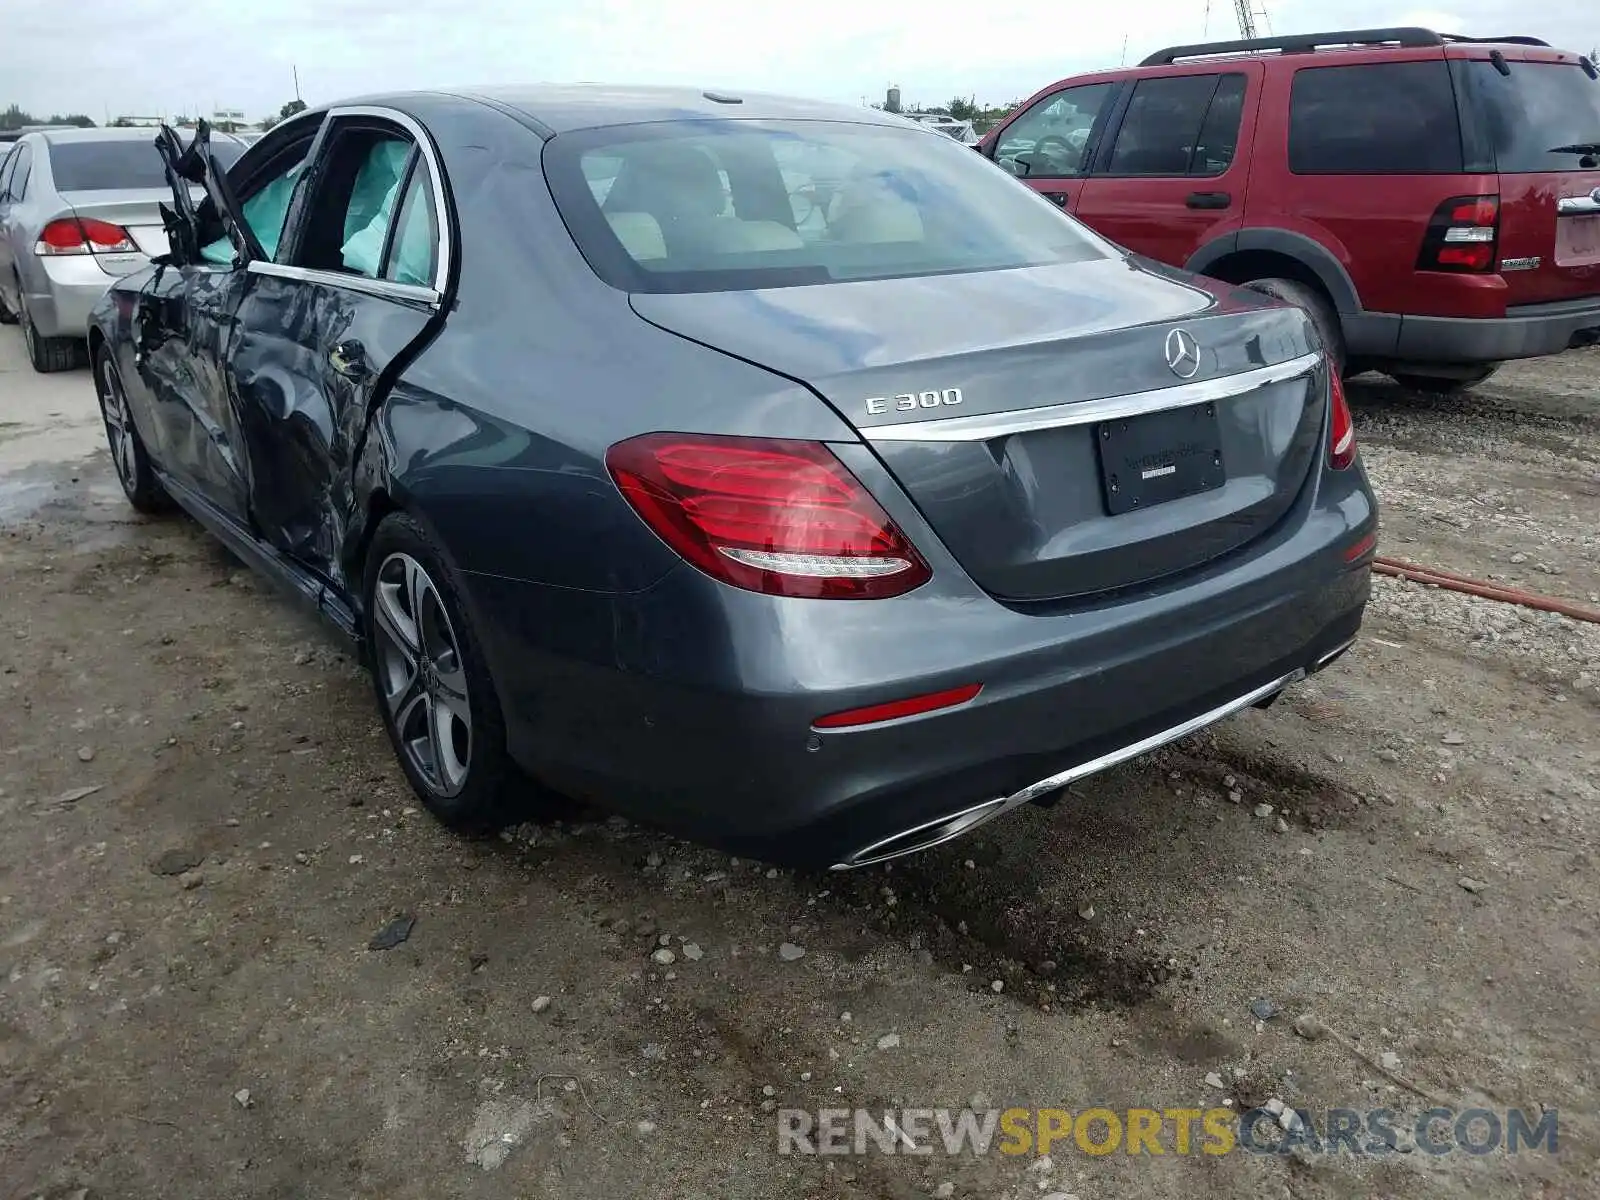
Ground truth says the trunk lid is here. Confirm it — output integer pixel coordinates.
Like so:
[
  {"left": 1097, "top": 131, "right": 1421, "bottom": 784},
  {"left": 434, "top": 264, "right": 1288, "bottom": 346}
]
[
  {"left": 1454, "top": 53, "right": 1600, "bottom": 305},
  {"left": 60, "top": 188, "right": 180, "bottom": 273},
  {"left": 631, "top": 258, "right": 1325, "bottom": 603}
]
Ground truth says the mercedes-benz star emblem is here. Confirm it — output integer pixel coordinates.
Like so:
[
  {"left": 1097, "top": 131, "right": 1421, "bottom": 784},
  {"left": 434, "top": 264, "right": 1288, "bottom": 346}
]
[{"left": 1164, "top": 328, "right": 1201, "bottom": 379}]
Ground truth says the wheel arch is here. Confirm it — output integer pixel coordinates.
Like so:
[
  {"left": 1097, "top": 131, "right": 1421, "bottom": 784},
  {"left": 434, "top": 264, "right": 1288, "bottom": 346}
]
[{"left": 1186, "top": 230, "right": 1362, "bottom": 315}]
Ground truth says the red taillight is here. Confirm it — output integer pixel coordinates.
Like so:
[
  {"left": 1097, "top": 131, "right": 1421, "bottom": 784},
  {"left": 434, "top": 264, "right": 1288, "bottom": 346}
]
[
  {"left": 606, "top": 433, "right": 932, "bottom": 599},
  {"left": 34, "top": 217, "right": 138, "bottom": 256},
  {"left": 1416, "top": 194, "right": 1499, "bottom": 274},
  {"left": 1328, "top": 371, "right": 1356, "bottom": 470},
  {"left": 814, "top": 683, "right": 983, "bottom": 730}
]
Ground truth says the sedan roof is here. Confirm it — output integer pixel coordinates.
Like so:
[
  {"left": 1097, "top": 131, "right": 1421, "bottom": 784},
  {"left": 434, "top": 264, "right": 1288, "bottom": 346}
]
[
  {"left": 37, "top": 126, "right": 170, "bottom": 144},
  {"left": 346, "top": 84, "right": 916, "bottom": 135}
]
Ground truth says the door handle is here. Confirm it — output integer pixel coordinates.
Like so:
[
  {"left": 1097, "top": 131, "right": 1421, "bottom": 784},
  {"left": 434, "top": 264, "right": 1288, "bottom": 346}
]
[
  {"left": 329, "top": 339, "right": 368, "bottom": 379},
  {"left": 1042, "top": 191, "right": 1070, "bottom": 207},
  {"left": 1186, "top": 191, "right": 1232, "bottom": 210}
]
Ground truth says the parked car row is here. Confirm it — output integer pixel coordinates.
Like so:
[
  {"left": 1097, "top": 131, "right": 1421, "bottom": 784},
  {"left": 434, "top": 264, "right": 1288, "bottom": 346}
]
[
  {"left": 22, "top": 27, "right": 1600, "bottom": 871},
  {"left": 0, "top": 127, "right": 248, "bottom": 371}
]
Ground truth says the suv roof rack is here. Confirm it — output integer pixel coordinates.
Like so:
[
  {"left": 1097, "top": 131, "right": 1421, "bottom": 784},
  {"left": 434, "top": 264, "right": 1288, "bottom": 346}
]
[{"left": 1140, "top": 26, "right": 1548, "bottom": 67}]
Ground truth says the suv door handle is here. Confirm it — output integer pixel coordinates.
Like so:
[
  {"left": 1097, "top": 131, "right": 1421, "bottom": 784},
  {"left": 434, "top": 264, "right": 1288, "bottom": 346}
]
[
  {"left": 1186, "top": 191, "right": 1232, "bottom": 210},
  {"left": 1042, "top": 191, "right": 1070, "bottom": 207},
  {"left": 329, "top": 339, "right": 368, "bottom": 379}
]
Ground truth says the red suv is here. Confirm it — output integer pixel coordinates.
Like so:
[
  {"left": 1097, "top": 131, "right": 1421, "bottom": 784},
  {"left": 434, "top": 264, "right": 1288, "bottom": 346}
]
[{"left": 978, "top": 27, "right": 1600, "bottom": 393}]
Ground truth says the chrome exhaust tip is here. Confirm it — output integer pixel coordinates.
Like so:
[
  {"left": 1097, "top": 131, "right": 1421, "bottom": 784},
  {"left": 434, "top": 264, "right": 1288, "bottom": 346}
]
[
  {"left": 827, "top": 668, "right": 1308, "bottom": 871},
  {"left": 1312, "top": 636, "right": 1357, "bottom": 673},
  {"left": 830, "top": 797, "right": 1009, "bottom": 871}
]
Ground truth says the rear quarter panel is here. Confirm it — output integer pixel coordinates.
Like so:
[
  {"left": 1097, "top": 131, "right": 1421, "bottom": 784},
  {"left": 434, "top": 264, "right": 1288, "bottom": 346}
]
[
  {"left": 1245, "top": 53, "right": 1504, "bottom": 318},
  {"left": 369, "top": 96, "right": 860, "bottom": 595}
]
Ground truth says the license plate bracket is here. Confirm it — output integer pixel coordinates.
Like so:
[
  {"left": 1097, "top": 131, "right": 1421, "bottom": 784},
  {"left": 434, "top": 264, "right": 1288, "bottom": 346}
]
[
  {"left": 1096, "top": 402, "right": 1226, "bottom": 516},
  {"left": 1555, "top": 214, "right": 1600, "bottom": 267}
]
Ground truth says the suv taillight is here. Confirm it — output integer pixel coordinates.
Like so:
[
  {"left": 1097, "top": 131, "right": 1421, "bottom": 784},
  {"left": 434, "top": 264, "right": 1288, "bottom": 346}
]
[
  {"left": 34, "top": 217, "right": 139, "bottom": 257},
  {"left": 606, "top": 433, "right": 932, "bottom": 599},
  {"left": 1417, "top": 195, "right": 1499, "bottom": 273},
  {"left": 1328, "top": 371, "right": 1356, "bottom": 470}
]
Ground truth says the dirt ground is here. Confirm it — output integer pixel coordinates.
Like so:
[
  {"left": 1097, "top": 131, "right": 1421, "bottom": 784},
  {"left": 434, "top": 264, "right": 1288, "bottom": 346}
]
[{"left": 1, "top": 327, "right": 1596, "bottom": 1200}]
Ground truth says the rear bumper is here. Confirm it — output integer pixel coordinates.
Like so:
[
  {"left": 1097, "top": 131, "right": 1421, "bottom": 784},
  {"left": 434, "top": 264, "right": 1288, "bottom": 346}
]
[
  {"left": 1357, "top": 295, "right": 1600, "bottom": 364},
  {"left": 467, "top": 478, "right": 1376, "bottom": 868},
  {"left": 24, "top": 256, "right": 133, "bottom": 338}
]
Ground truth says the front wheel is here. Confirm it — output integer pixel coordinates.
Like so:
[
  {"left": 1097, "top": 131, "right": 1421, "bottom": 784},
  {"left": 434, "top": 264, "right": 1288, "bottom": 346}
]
[
  {"left": 1389, "top": 366, "right": 1500, "bottom": 395},
  {"left": 364, "top": 513, "right": 520, "bottom": 833},
  {"left": 94, "top": 347, "right": 174, "bottom": 514}
]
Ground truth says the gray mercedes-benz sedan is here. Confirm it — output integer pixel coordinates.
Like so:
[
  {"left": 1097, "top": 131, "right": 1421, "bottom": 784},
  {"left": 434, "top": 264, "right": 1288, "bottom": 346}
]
[{"left": 86, "top": 87, "right": 1376, "bottom": 869}]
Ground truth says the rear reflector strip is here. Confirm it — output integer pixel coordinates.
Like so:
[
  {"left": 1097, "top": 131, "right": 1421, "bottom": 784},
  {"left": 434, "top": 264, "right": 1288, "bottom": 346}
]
[
  {"left": 1343, "top": 531, "right": 1377, "bottom": 562},
  {"left": 813, "top": 683, "right": 983, "bottom": 730}
]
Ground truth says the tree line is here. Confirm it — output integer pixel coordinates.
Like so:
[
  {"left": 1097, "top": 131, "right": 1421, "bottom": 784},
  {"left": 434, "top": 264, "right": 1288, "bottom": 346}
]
[
  {"left": 2, "top": 98, "right": 307, "bottom": 133},
  {"left": 2, "top": 104, "right": 94, "bottom": 130}
]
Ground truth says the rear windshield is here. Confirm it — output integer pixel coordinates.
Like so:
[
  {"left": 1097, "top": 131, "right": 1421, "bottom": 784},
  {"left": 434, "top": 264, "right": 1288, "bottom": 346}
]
[
  {"left": 543, "top": 119, "right": 1108, "bottom": 293},
  {"left": 48, "top": 136, "right": 246, "bottom": 191},
  {"left": 1465, "top": 60, "right": 1600, "bottom": 173}
]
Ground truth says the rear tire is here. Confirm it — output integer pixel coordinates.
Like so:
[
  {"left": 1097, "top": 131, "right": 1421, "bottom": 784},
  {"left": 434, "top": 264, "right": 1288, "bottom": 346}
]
[
  {"left": 93, "top": 346, "right": 174, "bottom": 515},
  {"left": 1389, "top": 366, "right": 1500, "bottom": 395},
  {"left": 1245, "top": 277, "right": 1345, "bottom": 376},
  {"left": 18, "top": 282, "right": 83, "bottom": 373},
  {"left": 363, "top": 513, "right": 522, "bottom": 834}
]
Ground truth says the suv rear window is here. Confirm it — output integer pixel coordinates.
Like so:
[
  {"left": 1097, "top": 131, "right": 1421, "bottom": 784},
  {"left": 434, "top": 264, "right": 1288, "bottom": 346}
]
[
  {"left": 1289, "top": 61, "right": 1463, "bottom": 174},
  {"left": 544, "top": 120, "right": 1108, "bottom": 294},
  {"left": 49, "top": 137, "right": 245, "bottom": 191},
  {"left": 1463, "top": 60, "right": 1600, "bottom": 173}
]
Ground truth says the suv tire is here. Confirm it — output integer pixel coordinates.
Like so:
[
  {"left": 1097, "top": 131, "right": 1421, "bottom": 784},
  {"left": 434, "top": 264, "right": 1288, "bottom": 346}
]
[
  {"left": 1244, "top": 278, "right": 1346, "bottom": 376},
  {"left": 1390, "top": 367, "right": 1499, "bottom": 395}
]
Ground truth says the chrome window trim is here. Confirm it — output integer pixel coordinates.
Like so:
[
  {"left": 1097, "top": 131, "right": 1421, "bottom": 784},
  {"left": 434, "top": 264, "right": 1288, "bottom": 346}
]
[
  {"left": 247, "top": 260, "right": 440, "bottom": 307},
  {"left": 860, "top": 350, "right": 1322, "bottom": 443},
  {"left": 274, "top": 103, "right": 452, "bottom": 295}
]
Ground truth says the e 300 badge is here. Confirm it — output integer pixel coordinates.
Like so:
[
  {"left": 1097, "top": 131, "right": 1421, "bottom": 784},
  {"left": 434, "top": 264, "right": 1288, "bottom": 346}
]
[{"left": 865, "top": 388, "right": 964, "bottom": 416}]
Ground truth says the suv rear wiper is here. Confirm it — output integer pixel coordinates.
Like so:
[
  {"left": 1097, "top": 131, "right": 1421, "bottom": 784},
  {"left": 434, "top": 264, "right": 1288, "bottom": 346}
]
[{"left": 1547, "top": 141, "right": 1600, "bottom": 155}]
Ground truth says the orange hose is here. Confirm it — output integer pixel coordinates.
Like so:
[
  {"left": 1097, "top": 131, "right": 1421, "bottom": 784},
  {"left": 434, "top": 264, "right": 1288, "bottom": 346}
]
[{"left": 1373, "top": 556, "right": 1600, "bottom": 625}]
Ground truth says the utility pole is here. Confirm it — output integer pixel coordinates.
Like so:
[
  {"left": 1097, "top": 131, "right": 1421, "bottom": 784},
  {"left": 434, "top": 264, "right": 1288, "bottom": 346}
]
[{"left": 293, "top": 65, "right": 302, "bottom": 103}]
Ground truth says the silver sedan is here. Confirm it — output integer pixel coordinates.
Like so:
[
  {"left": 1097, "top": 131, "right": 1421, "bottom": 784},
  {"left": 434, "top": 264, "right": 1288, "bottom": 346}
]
[{"left": 0, "top": 126, "right": 246, "bottom": 372}]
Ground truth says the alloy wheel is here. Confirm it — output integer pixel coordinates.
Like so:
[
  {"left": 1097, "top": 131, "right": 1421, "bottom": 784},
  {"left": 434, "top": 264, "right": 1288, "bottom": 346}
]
[
  {"left": 96, "top": 355, "right": 137, "bottom": 490},
  {"left": 372, "top": 552, "right": 472, "bottom": 797}
]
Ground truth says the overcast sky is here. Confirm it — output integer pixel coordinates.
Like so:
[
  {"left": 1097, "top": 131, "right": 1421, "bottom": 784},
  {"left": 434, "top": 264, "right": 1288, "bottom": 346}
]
[{"left": 5, "top": 0, "right": 1594, "bottom": 122}]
